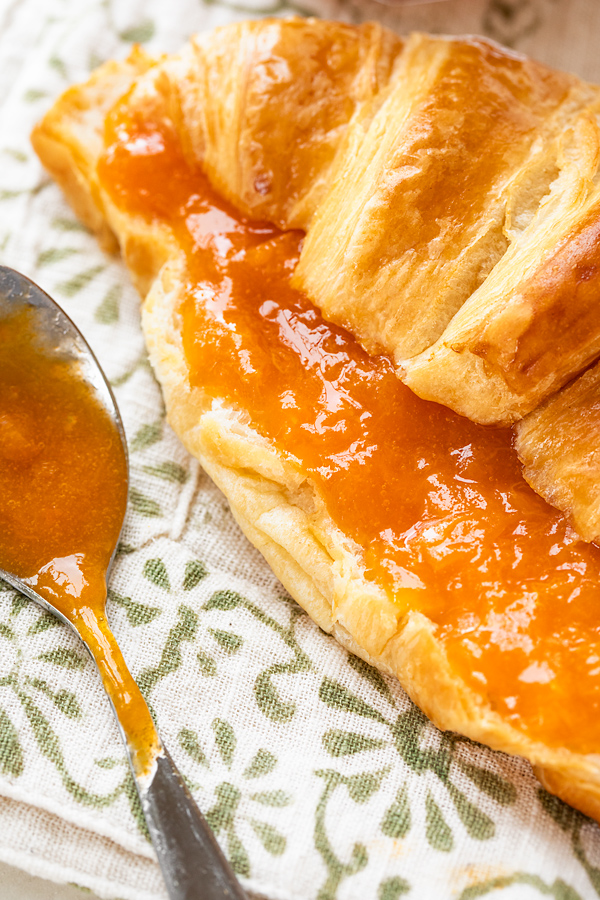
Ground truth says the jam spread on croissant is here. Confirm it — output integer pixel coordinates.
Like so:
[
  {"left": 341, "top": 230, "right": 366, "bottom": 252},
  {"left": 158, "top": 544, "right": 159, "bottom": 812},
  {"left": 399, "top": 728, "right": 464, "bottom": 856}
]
[
  {"left": 99, "top": 104, "right": 600, "bottom": 755},
  {"left": 0, "top": 309, "right": 158, "bottom": 774}
]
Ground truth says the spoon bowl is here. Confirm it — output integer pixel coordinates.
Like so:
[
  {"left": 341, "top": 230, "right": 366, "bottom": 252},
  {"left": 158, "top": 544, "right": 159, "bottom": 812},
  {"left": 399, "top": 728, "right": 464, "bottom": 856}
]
[
  {"left": 0, "top": 265, "right": 247, "bottom": 900},
  {"left": 0, "top": 265, "right": 127, "bottom": 622}
]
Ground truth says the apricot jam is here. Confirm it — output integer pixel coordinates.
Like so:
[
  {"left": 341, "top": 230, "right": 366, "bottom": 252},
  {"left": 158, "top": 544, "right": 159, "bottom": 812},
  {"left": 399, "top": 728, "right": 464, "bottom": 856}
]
[
  {"left": 0, "top": 305, "right": 157, "bottom": 775},
  {"left": 0, "top": 306, "right": 127, "bottom": 598},
  {"left": 99, "top": 104, "right": 600, "bottom": 755}
]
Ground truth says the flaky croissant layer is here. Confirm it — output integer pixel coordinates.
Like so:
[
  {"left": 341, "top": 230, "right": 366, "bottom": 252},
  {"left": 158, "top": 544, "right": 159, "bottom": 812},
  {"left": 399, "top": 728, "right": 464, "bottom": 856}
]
[{"left": 178, "top": 23, "right": 600, "bottom": 430}]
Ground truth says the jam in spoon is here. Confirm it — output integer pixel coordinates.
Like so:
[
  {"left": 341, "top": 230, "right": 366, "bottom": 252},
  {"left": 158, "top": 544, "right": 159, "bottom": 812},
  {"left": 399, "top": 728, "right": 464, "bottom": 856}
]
[{"left": 0, "top": 265, "right": 247, "bottom": 900}]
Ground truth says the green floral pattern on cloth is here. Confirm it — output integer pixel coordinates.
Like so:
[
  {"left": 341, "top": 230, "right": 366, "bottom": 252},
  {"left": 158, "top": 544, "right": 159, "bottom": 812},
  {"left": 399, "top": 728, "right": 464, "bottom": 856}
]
[{"left": 1, "top": 0, "right": 600, "bottom": 898}]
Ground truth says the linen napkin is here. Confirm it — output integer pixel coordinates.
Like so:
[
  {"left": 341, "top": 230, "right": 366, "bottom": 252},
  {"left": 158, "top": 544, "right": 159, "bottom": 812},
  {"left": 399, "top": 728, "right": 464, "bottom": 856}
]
[{"left": 2, "top": 1, "right": 600, "bottom": 898}]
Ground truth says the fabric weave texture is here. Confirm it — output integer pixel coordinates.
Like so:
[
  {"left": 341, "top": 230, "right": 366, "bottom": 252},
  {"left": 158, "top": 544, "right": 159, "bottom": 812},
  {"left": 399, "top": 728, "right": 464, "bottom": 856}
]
[{"left": 1, "top": 1, "right": 600, "bottom": 898}]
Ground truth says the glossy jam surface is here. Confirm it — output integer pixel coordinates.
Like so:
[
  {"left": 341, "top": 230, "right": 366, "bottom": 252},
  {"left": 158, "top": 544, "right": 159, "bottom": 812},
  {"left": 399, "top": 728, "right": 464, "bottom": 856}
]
[
  {"left": 0, "top": 306, "right": 127, "bottom": 604},
  {"left": 0, "top": 307, "right": 157, "bottom": 774},
  {"left": 99, "top": 105, "right": 600, "bottom": 755}
]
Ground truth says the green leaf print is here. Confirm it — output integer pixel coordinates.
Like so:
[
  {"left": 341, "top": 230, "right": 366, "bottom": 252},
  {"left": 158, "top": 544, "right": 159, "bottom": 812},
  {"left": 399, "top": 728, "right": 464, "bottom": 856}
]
[
  {"left": 459, "top": 762, "right": 517, "bottom": 805},
  {"left": 129, "top": 488, "right": 161, "bottom": 518},
  {"left": 0, "top": 707, "right": 24, "bottom": 776},
  {"left": 209, "top": 629, "right": 243, "bottom": 654},
  {"left": 458, "top": 872, "right": 583, "bottom": 900},
  {"left": 51, "top": 216, "right": 89, "bottom": 232},
  {"left": 28, "top": 613, "right": 61, "bottom": 635},
  {"left": 19, "top": 691, "right": 67, "bottom": 766},
  {"left": 319, "top": 678, "right": 387, "bottom": 724},
  {"left": 196, "top": 649, "right": 217, "bottom": 677},
  {"left": 56, "top": 264, "right": 104, "bottom": 297},
  {"left": 24, "top": 88, "right": 48, "bottom": 102},
  {"left": 538, "top": 787, "right": 600, "bottom": 894},
  {"left": 347, "top": 654, "right": 396, "bottom": 704},
  {"left": 37, "top": 648, "right": 86, "bottom": 670},
  {"left": 95, "top": 757, "right": 122, "bottom": 770},
  {"left": 322, "top": 729, "right": 386, "bottom": 757},
  {"left": 143, "top": 558, "right": 171, "bottom": 591},
  {"left": 10, "top": 595, "right": 27, "bottom": 616},
  {"left": 243, "top": 749, "right": 277, "bottom": 779},
  {"left": 483, "top": 0, "right": 543, "bottom": 49},
  {"left": 27, "top": 679, "right": 82, "bottom": 719},
  {"left": 18, "top": 689, "right": 147, "bottom": 829},
  {"left": 95, "top": 285, "right": 121, "bottom": 324},
  {"left": 378, "top": 877, "right": 410, "bottom": 900},
  {"left": 36, "top": 247, "right": 80, "bottom": 267},
  {"left": 381, "top": 786, "right": 411, "bottom": 840},
  {"left": 49, "top": 55, "right": 68, "bottom": 79},
  {"left": 205, "top": 589, "right": 311, "bottom": 722},
  {"left": 314, "top": 770, "right": 369, "bottom": 900},
  {"left": 142, "top": 461, "right": 188, "bottom": 484},
  {"left": 52, "top": 689, "right": 82, "bottom": 719},
  {"left": 345, "top": 769, "right": 388, "bottom": 805},
  {"left": 0, "top": 611, "right": 149, "bottom": 834},
  {"left": 425, "top": 793, "right": 453, "bottom": 852},
  {"left": 213, "top": 719, "right": 236, "bottom": 768},
  {"left": 445, "top": 782, "right": 495, "bottom": 840},
  {"left": 0, "top": 623, "right": 15, "bottom": 641},
  {"left": 130, "top": 421, "right": 163, "bottom": 451},
  {"left": 228, "top": 829, "right": 250, "bottom": 877},
  {"left": 119, "top": 20, "right": 155, "bottom": 43},
  {"left": 137, "top": 605, "right": 198, "bottom": 698},
  {"left": 3, "top": 148, "right": 28, "bottom": 162},
  {"left": 538, "top": 787, "right": 583, "bottom": 833},
  {"left": 197, "top": 747, "right": 289, "bottom": 870},
  {"left": 249, "top": 819, "right": 286, "bottom": 855},
  {"left": 318, "top": 668, "right": 517, "bottom": 858},
  {"left": 249, "top": 790, "right": 291, "bottom": 808},
  {"left": 116, "top": 542, "right": 136, "bottom": 557},
  {"left": 107, "top": 589, "right": 161, "bottom": 627},
  {"left": 204, "top": 590, "right": 244, "bottom": 611},
  {"left": 178, "top": 728, "right": 209, "bottom": 768},
  {"left": 205, "top": 782, "right": 249, "bottom": 875},
  {"left": 183, "top": 559, "right": 208, "bottom": 591},
  {"left": 254, "top": 665, "right": 297, "bottom": 723}
]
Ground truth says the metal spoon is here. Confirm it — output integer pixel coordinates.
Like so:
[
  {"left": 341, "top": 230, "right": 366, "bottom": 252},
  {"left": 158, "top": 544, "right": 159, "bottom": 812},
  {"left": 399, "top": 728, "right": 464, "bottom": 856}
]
[{"left": 0, "top": 265, "right": 248, "bottom": 900}]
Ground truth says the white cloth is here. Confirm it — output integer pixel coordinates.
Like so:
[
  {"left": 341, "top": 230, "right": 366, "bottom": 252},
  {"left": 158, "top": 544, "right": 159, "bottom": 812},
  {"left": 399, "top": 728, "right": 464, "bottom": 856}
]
[{"left": 1, "top": 1, "right": 600, "bottom": 898}]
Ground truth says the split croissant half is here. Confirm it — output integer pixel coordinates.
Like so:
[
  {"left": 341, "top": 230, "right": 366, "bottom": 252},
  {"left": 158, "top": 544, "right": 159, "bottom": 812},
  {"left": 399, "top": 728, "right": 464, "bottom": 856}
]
[{"left": 31, "top": 17, "right": 600, "bottom": 823}]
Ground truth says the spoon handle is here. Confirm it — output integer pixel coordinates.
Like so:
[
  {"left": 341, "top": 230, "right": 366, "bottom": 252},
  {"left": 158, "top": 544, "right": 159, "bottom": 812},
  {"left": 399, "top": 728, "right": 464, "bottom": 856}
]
[
  {"left": 139, "top": 751, "right": 248, "bottom": 900},
  {"left": 77, "top": 614, "right": 248, "bottom": 900}
]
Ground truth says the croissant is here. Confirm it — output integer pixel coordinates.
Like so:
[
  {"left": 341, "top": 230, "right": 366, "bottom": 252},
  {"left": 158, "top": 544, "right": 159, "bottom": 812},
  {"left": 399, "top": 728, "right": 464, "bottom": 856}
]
[{"left": 31, "top": 17, "right": 600, "bottom": 824}]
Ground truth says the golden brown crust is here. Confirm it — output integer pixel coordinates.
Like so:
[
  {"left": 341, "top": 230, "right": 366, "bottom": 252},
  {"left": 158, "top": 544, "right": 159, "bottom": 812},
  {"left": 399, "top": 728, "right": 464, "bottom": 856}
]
[
  {"left": 31, "top": 46, "right": 156, "bottom": 252},
  {"left": 402, "top": 107, "right": 600, "bottom": 424},
  {"left": 183, "top": 19, "right": 404, "bottom": 229},
  {"left": 31, "top": 17, "right": 600, "bottom": 824},
  {"left": 166, "top": 23, "right": 600, "bottom": 425},
  {"left": 516, "top": 360, "right": 600, "bottom": 543},
  {"left": 33, "top": 20, "right": 600, "bottom": 427},
  {"left": 295, "top": 33, "right": 584, "bottom": 362}
]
